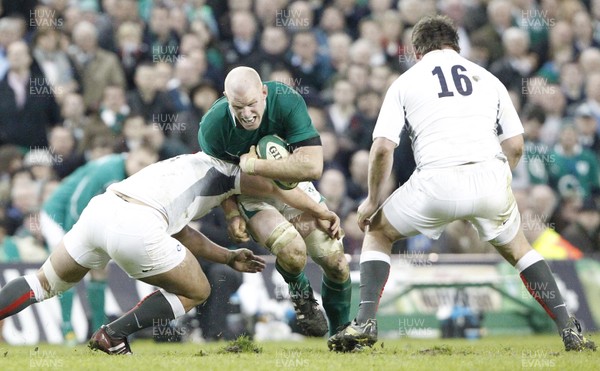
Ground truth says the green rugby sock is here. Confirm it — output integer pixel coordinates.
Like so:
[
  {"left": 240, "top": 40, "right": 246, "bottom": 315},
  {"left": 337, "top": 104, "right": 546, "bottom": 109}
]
[
  {"left": 322, "top": 275, "right": 351, "bottom": 335},
  {"left": 59, "top": 288, "right": 74, "bottom": 334},
  {"left": 275, "top": 260, "right": 312, "bottom": 300},
  {"left": 87, "top": 280, "right": 106, "bottom": 331}
]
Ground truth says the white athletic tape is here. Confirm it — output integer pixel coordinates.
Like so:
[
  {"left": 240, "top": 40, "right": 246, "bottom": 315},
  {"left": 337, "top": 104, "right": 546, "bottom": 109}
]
[
  {"left": 515, "top": 250, "right": 544, "bottom": 273},
  {"left": 41, "top": 260, "right": 75, "bottom": 299},
  {"left": 160, "top": 289, "right": 186, "bottom": 318},
  {"left": 265, "top": 221, "right": 299, "bottom": 256},
  {"left": 305, "top": 229, "right": 343, "bottom": 258},
  {"left": 360, "top": 250, "right": 391, "bottom": 265}
]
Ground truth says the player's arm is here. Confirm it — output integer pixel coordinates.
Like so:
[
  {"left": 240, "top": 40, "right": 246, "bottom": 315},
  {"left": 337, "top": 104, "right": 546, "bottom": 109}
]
[
  {"left": 242, "top": 141, "right": 323, "bottom": 182},
  {"left": 501, "top": 135, "right": 524, "bottom": 170},
  {"left": 172, "top": 225, "right": 265, "bottom": 273},
  {"left": 240, "top": 172, "right": 341, "bottom": 239},
  {"left": 357, "top": 137, "right": 396, "bottom": 230},
  {"left": 220, "top": 195, "right": 250, "bottom": 243}
]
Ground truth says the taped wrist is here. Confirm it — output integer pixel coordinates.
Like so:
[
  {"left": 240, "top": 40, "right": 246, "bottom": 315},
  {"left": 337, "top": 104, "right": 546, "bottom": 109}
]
[{"left": 241, "top": 157, "right": 256, "bottom": 175}]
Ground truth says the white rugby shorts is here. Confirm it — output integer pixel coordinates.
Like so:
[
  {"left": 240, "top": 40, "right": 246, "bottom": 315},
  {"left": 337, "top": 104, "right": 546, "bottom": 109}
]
[
  {"left": 382, "top": 156, "right": 520, "bottom": 245},
  {"left": 63, "top": 191, "right": 186, "bottom": 279}
]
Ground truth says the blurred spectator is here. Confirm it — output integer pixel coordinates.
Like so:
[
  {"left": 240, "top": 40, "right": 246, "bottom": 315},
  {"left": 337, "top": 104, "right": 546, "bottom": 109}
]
[
  {"left": 98, "top": 85, "right": 130, "bottom": 135},
  {"left": 578, "top": 47, "right": 600, "bottom": 75},
  {"left": 316, "top": 6, "right": 347, "bottom": 56},
  {"left": 582, "top": 72, "right": 600, "bottom": 124},
  {"left": 490, "top": 27, "right": 537, "bottom": 91},
  {"left": 126, "top": 63, "right": 176, "bottom": 126},
  {"left": 189, "top": 18, "right": 224, "bottom": 72},
  {"left": 341, "top": 210, "right": 364, "bottom": 256},
  {"left": 327, "top": 32, "right": 352, "bottom": 74},
  {"left": 559, "top": 62, "right": 585, "bottom": 109},
  {"left": 23, "top": 149, "right": 55, "bottom": 182},
  {"left": 116, "top": 21, "right": 148, "bottom": 90},
  {"left": 288, "top": 31, "right": 332, "bottom": 90},
  {"left": 317, "top": 168, "right": 355, "bottom": 220},
  {"left": 562, "top": 197, "right": 600, "bottom": 254},
  {"left": 326, "top": 79, "right": 356, "bottom": 157},
  {"left": 31, "top": 28, "right": 77, "bottom": 100},
  {"left": 0, "top": 216, "right": 20, "bottom": 262},
  {"left": 154, "top": 60, "right": 174, "bottom": 93},
  {"left": 0, "top": 145, "right": 24, "bottom": 203},
  {"left": 69, "top": 20, "right": 126, "bottom": 111},
  {"left": 167, "top": 57, "right": 201, "bottom": 112},
  {"left": 0, "top": 17, "right": 27, "bottom": 79},
  {"left": 575, "top": 103, "right": 600, "bottom": 157},
  {"left": 48, "top": 126, "right": 83, "bottom": 179},
  {"left": 169, "top": 6, "right": 189, "bottom": 38},
  {"left": 6, "top": 172, "right": 38, "bottom": 235},
  {"left": 143, "top": 4, "right": 180, "bottom": 63},
  {"left": 471, "top": 0, "right": 513, "bottom": 66},
  {"left": 346, "top": 150, "right": 369, "bottom": 201},
  {"left": 242, "top": 26, "right": 291, "bottom": 79},
  {"left": 0, "top": 40, "right": 61, "bottom": 148},
  {"left": 144, "top": 120, "right": 189, "bottom": 160},
  {"left": 514, "top": 104, "right": 549, "bottom": 188},
  {"left": 320, "top": 130, "right": 344, "bottom": 172},
  {"left": 114, "top": 115, "right": 148, "bottom": 153},
  {"left": 547, "top": 125, "right": 600, "bottom": 199},
  {"left": 378, "top": 10, "right": 404, "bottom": 71},
  {"left": 345, "top": 63, "right": 370, "bottom": 95},
  {"left": 439, "top": 0, "right": 471, "bottom": 59},
  {"left": 572, "top": 11, "right": 600, "bottom": 57},
  {"left": 177, "top": 82, "right": 219, "bottom": 153},
  {"left": 347, "top": 90, "right": 381, "bottom": 151},
  {"left": 223, "top": 10, "right": 259, "bottom": 66},
  {"left": 61, "top": 92, "right": 90, "bottom": 140}
]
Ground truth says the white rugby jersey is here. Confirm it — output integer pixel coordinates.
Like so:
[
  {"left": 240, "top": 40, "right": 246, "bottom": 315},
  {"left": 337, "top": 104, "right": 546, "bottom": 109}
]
[
  {"left": 373, "top": 49, "right": 523, "bottom": 169},
  {"left": 109, "top": 152, "right": 240, "bottom": 235}
]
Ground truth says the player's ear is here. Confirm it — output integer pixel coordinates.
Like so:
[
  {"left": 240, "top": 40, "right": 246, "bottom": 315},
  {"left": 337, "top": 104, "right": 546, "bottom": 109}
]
[{"left": 262, "top": 84, "right": 268, "bottom": 99}]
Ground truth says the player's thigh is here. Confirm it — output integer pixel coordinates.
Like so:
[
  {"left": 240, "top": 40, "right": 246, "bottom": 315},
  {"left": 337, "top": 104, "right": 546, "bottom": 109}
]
[
  {"left": 380, "top": 176, "right": 448, "bottom": 240},
  {"left": 62, "top": 194, "right": 116, "bottom": 272},
  {"left": 245, "top": 207, "right": 290, "bottom": 245},
  {"left": 140, "top": 248, "right": 208, "bottom": 299},
  {"left": 469, "top": 160, "right": 521, "bottom": 245},
  {"left": 103, "top": 201, "right": 186, "bottom": 280}
]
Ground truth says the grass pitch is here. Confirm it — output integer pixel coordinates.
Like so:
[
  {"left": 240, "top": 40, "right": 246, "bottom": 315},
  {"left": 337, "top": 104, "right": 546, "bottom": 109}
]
[{"left": 1, "top": 334, "right": 597, "bottom": 371}]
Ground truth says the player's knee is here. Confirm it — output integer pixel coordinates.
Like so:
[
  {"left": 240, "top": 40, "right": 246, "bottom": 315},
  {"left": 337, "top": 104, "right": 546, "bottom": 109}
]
[
  {"left": 39, "top": 260, "right": 76, "bottom": 299},
  {"left": 277, "top": 241, "right": 307, "bottom": 274},
  {"left": 190, "top": 280, "right": 211, "bottom": 305},
  {"left": 304, "top": 229, "right": 348, "bottom": 281},
  {"left": 320, "top": 252, "right": 349, "bottom": 282}
]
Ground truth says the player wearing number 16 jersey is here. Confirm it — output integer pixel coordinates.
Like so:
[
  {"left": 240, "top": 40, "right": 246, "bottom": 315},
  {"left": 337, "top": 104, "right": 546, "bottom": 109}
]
[{"left": 328, "top": 15, "right": 596, "bottom": 353}]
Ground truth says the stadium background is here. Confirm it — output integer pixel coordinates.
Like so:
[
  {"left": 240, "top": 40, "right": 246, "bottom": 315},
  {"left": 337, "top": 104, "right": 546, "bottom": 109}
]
[{"left": 0, "top": 0, "right": 600, "bottom": 344}]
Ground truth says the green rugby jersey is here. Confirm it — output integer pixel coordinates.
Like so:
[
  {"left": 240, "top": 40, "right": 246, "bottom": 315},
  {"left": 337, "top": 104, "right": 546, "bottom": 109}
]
[
  {"left": 198, "top": 81, "right": 319, "bottom": 163},
  {"left": 42, "top": 154, "right": 127, "bottom": 231},
  {"left": 547, "top": 146, "right": 600, "bottom": 198}
]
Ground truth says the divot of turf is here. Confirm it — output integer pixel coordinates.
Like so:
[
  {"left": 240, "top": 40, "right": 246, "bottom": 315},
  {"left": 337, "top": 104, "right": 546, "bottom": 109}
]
[
  {"left": 219, "top": 335, "right": 263, "bottom": 354},
  {"left": 417, "top": 345, "right": 452, "bottom": 356}
]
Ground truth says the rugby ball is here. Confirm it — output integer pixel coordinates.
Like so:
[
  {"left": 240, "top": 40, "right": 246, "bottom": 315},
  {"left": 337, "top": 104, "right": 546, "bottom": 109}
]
[{"left": 256, "top": 135, "right": 299, "bottom": 190}]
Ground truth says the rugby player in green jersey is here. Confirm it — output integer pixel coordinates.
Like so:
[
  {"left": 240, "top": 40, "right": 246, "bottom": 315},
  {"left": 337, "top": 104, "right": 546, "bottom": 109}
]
[
  {"left": 40, "top": 146, "right": 158, "bottom": 344},
  {"left": 198, "top": 67, "right": 351, "bottom": 337}
]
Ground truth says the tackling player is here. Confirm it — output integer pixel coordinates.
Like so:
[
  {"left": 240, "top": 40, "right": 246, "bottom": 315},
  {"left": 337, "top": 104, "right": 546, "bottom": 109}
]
[
  {"left": 198, "top": 67, "right": 351, "bottom": 337},
  {"left": 328, "top": 16, "right": 596, "bottom": 352},
  {"left": 0, "top": 152, "right": 340, "bottom": 354},
  {"left": 40, "top": 145, "right": 158, "bottom": 344}
]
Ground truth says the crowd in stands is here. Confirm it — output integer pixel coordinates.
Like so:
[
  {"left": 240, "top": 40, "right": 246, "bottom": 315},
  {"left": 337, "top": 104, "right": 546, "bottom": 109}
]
[{"left": 0, "top": 0, "right": 600, "bottom": 262}]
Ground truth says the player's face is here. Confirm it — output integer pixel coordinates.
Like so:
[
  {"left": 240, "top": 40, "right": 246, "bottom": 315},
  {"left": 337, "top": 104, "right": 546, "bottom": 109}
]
[{"left": 229, "top": 84, "right": 268, "bottom": 130}]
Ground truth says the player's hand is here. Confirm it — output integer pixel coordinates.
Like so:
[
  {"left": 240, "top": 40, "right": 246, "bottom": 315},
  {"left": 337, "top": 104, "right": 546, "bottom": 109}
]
[
  {"left": 357, "top": 198, "right": 379, "bottom": 232},
  {"left": 239, "top": 145, "right": 258, "bottom": 175},
  {"left": 227, "top": 248, "right": 266, "bottom": 273},
  {"left": 227, "top": 215, "right": 250, "bottom": 243},
  {"left": 316, "top": 210, "right": 342, "bottom": 240}
]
